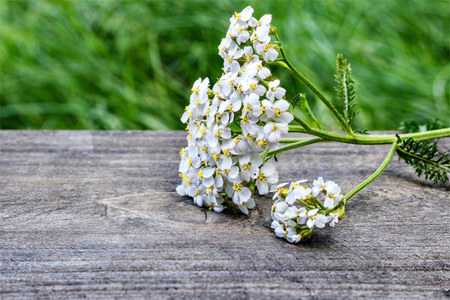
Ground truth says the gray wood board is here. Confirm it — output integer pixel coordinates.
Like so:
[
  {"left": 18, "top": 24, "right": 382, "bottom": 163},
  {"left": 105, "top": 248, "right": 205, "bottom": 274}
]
[{"left": 1, "top": 130, "right": 449, "bottom": 299}]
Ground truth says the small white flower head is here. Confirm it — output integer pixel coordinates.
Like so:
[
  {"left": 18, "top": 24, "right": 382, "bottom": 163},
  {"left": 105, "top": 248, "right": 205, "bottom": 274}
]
[
  {"left": 230, "top": 6, "right": 254, "bottom": 25},
  {"left": 264, "top": 122, "right": 288, "bottom": 144},
  {"left": 256, "top": 163, "right": 278, "bottom": 195},
  {"left": 270, "top": 177, "right": 346, "bottom": 243},
  {"left": 255, "top": 42, "right": 279, "bottom": 62},
  {"left": 306, "top": 209, "right": 329, "bottom": 229},
  {"left": 249, "top": 14, "right": 272, "bottom": 29},
  {"left": 328, "top": 212, "right": 340, "bottom": 227},
  {"left": 273, "top": 100, "right": 293, "bottom": 123},
  {"left": 266, "top": 79, "right": 286, "bottom": 102}
]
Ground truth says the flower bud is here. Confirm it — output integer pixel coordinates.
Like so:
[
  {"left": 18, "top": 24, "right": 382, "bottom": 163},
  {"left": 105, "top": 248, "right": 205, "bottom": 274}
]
[{"left": 270, "top": 25, "right": 277, "bottom": 34}]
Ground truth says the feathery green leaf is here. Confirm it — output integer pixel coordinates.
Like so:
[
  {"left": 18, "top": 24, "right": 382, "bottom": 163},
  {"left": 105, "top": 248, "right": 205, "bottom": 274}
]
[
  {"left": 334, "top": 54, "right": 358, "bottom": 129},
  {"left": 396, "top": 135, "right": 449, "bottom": 186}
]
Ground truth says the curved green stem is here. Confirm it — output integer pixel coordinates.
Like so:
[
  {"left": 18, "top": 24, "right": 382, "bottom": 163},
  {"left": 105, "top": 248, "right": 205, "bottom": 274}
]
[
  {"left": 293, "top": 115, "right": 312, "bottom": 131},
  {"left": 343, "top": 142, "right": 398, "bottom": 203},
  {"left": 273, "top": 32, "right": 352, "bottom": 134},
  {"left": 321, "top": 142, "right": 398, "bottom": 215}
]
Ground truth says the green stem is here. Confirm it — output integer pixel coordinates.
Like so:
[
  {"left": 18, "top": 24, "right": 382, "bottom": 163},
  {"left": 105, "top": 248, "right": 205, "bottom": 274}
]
[
  {"left": 267, "top": 137, "right": 324, "bottom": 157},
  {"left": 299, "top": 200, "right": 316, "bottom": 209},
  {"left": 288, "top": 126, "right": 450, "bottom": 145},
  {"left": 280, "top": 138, "right": 309, "bottom": 144},
  {"left": 342, "top": 142, "right": 398, "bottom": 203},
  {"left": 293, "top": 115, "right": 312, "bottom": 131},
  {"left": 288, "top": 125, "right": 308, "bottom": 133},
  {"left": 273, "top": 32, "right": 352, "bottom": 134}
]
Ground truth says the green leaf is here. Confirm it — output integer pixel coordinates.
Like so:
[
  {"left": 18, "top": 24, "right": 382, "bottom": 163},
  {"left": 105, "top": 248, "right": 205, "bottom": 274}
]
[
  {"left": 396, "top": 135, "right": 450, "bottom": 186},
  {"left": 292, "top": 93, "right": 321, "bottom": 129},
  {"left": 354, "top": 129, "right": 369, "bottom": 135},
  {"left": 398, "top": 119, "right": 447, "bottom": 133},
  {"left": 334, "top": 54, "right": 359, "bottom": 129}
]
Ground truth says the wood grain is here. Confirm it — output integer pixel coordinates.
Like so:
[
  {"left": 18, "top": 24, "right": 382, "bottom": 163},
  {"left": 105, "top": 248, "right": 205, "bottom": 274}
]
[{"left": 1, "top": 131, "right": 449, "bottom": 299}]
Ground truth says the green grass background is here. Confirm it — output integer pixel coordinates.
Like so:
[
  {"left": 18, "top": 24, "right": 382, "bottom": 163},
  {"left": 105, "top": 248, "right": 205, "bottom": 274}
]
[{"left": 1, "top": 0, "right": 449, "bottom": 130}]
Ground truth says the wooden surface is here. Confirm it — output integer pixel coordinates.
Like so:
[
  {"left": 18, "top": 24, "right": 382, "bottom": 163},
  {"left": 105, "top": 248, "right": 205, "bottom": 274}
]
[{"left": 1, "top": 130, "right": 449, "bottom": 299}]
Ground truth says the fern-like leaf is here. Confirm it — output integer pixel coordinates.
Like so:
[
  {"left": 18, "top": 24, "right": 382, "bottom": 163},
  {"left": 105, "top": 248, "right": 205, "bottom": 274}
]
[
  {"left": 334, "top": 54, "right": 358, "bottom": 128},
  {"left": 399, "top": 119, "right": 446, "bottom": 133},
  {"left": 396, "top": 135, "right": 450, "bottom": 185}
]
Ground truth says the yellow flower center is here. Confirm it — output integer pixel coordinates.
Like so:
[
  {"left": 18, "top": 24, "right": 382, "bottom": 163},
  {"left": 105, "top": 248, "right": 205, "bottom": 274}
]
[
  {"left": 260, "top": 106, "right": 267, "bottom": 116},
  {"left": 257, "top": 172, "right": 266, "bottom": 182},
  {"left": 274, "top": 108, "right": 282, "bottom": 117},
  {"left": 258, "top": 139, "right": 267, "bottom": 147},
  {"left": 233, "top": 182, "right": 242, "bottom": 192}
]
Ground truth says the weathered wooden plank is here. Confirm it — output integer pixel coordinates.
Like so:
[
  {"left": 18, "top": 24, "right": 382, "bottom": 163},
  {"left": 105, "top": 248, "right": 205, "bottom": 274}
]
[{"left": 0, "top": 131, "right": 449, "bottom": 299}]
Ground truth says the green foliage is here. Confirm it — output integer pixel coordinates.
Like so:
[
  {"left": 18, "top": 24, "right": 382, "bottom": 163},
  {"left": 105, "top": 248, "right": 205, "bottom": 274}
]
[
  {"left": 334, "top": 54, "right": 358, "bottom": 129},
  {"left": 396, "top": 135, "right": 450, "bottom": 185},
  {"left": 399, "top": 119, "right": 447, "bottom": 133},
  {"left": 1, "top": 0, "right": 449, "bottom": 129},
  {"left": 354, "top": 129, "right": 369, "bottom": 135},
  {"left": 292, "top": 93, "right": 321, "bottom": 129}
]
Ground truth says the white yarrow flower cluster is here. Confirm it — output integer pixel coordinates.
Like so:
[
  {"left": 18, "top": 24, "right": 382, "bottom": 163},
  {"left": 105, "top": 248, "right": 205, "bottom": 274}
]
[
  {"left": 177, "top": 6, "right": 293, "bottom": 214},
  {"left": 271, "top": 177, "right": 345, "bottom": 243}
]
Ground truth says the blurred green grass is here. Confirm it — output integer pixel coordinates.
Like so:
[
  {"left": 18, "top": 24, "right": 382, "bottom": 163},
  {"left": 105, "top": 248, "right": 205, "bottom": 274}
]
[{"left": 0, "top": 0, "right": 449, "bottom": 130}]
